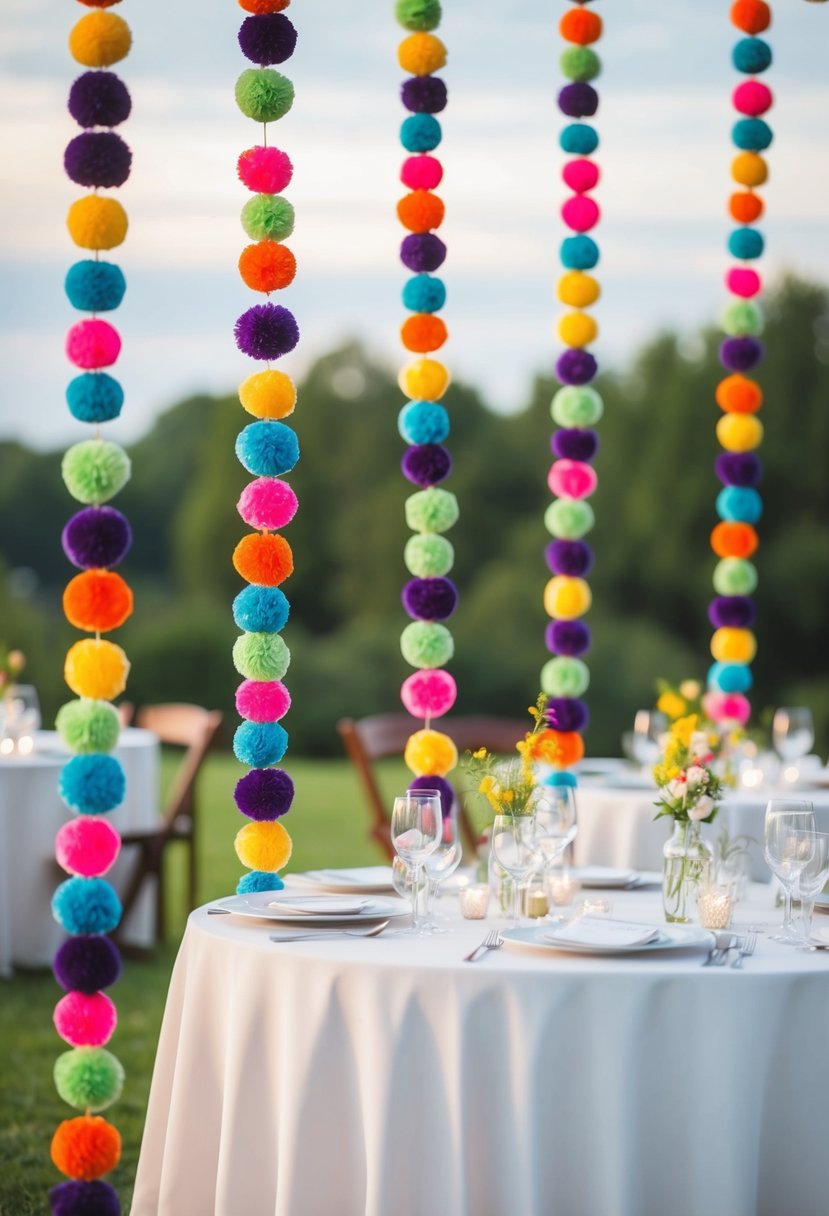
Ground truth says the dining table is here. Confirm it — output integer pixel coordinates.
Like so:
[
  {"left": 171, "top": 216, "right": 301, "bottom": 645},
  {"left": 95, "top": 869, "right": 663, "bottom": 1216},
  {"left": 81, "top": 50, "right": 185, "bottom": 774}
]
[{"left": 132, "top": 878, "right": 829, "bottom": 1216}]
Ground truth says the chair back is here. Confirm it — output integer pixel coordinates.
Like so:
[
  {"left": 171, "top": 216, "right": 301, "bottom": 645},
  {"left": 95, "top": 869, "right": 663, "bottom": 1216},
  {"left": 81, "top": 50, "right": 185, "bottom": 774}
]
[{"left": 135, "top": 704, "right": 223, "bottom": 833}]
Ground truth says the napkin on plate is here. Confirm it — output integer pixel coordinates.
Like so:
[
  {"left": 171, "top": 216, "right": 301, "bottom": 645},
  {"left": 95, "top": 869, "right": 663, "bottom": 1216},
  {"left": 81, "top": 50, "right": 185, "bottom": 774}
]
[
  {"left": 574, "top": 866, "right": 639, "bottom": 889},
  {"left": 545, "top": 916, "right": 662, "bottom": 949},
  {"left": 265, "top": 896, "right": 371, "bottom": 916}
]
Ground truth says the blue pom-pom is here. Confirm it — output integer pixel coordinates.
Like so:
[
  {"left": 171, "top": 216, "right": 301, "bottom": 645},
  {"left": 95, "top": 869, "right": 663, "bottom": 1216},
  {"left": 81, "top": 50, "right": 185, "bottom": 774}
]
[
  {"left": 236, "top": 870, "right": 285, "bottom": 894},
  {"left": 542, "top": 771, "right": 578, "bottom": 788},
  {"left": 559, "top": 123, "right": 598, "bottom": 155},
  {"left": 728, "top": 228, "right": 764, "bottom": 261},
  {"left": 66, "top": 374, "right": 124, "bottom": 425},
  {"left": 732, "top": 117, "right": 773, "bottom": 152},
  {"left": 398, "top": 400, "right": 449, "bottom": 444},
  {"left": 235, "top": 421, "right": 299, "bottom": 477},
  {"left": 52, "top": 877, "right": 122, "bottom": 935},
  {"left": 400, "top": 114, "right": 441, "bottom": 152},
  {"left": 233, "top": 585, "right": 290, "bottom": 633},
  {"left": 402, "top": 274, "right": 446, "bottom": 314},
  {"left": 233, "top": 721, "right": 289, "bottom": 767},
  {"left": 732, "top": 37, "right": 772, "bottom": 75},
  {"left": 708, "top": 661, "right": 753, "bottom": 693},
  {"left": 560, "top": 235, "right": 599, "bottom": 270},
  {"left": 59, "top": 754, "right": 125, "bottom": 815},
  {"left": 716, "top": 486, "right": 763, "bottom": 524},
  {"left": 65, "top": 261, "right": 126, "bottom": 313}
]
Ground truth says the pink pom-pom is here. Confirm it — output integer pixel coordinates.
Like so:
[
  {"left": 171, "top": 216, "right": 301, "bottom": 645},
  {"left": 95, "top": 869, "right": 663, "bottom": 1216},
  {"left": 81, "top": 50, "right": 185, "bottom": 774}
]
[
  {"left": 237, "top": 478, "right": 299, "bottom": 530},
  {"left": 235, "top": 679, "right": 291, "bottom": 723},
  {"left": 55, "top": 817, "right": 121, "bottom": 878},
  {"left": 547, "top": 459, "right": 598, "bottom": 500},
  {"left": 561, "top": 195, "right": 599, "bottom": 233},
  {"left": 400, "top": 669, "right": 457, "bottom": 719},
  {"left": 562, "top": 158, "right": 599, "bottom": 194},
  {"left": 732, "top": 80, "right": 773, "bottom": 117},
  {"left": 726, "top": 267, "right": 761, "bottom": 298},
  {"left": 54, "top": 991, "right": 117, "bottom": 1048},
  {"left": 401, "top": 155, "right": 443, "bottom": 191},
  {"left": 237, "top": 146, "right": 293, "bottom": 194},
  {"left": 66, "top": 319, "right": 121, "bottom": 370}
]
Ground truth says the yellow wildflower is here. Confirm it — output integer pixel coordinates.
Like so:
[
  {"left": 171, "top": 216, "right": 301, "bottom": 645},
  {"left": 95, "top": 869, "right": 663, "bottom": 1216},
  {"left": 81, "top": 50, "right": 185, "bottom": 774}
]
[
  {"left": 679, "top": 680, "right": 701, "bottom": 700},
  {"left": 657, "top": 691, "right": 686, "bottom": 720},
  {"left": 671, "top": 714, "right": 698, "bottom": 748},
  {"left": 472, "top": 747, "right": 488, "bottom": 760},
  {"left": 479, "top": 775, "right": 496, "bottom": 794},
  {"left": 502, "top": 789, "right": 514, "bottom": 803}
]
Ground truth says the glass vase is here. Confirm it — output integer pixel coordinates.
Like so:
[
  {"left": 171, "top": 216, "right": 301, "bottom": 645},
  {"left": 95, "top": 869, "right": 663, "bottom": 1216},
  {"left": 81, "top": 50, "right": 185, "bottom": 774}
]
[{"left": 662, "top": 820, "right": 713, "bottom": 924}]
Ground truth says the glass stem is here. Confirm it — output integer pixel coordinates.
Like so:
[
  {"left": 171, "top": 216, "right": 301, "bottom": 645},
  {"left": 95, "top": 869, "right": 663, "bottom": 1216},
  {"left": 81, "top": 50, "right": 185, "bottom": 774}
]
[
  {"left": 801, "top": 897, "right": 814, "bottom": 948},
  {"left": 510, "top": 878, "right": 519, "bottom": 926},
  {"left": 411, "top": 863, "right": 421, "bottom": 928},
  {"left": 783, "top": 886, "right": 793, "bottom": 935}
]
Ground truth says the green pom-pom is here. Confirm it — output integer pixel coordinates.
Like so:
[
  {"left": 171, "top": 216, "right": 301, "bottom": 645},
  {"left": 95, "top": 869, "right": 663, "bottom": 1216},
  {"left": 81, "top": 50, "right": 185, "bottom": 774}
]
[
  {"left": 551, "top": 386, "right": 604, "bottom": 428},
  {"left": 235, "top": 69, "right": 294, "bottom": 123},
  {"left": 713, "top": 557, "right": 758, "bottom": 596},
  {"left": 62, "top": 440, "right": 131, "bottom": 506},
  {"left": 233, "top": 632, "right": 290, "bottom": 681},
  {"left": 541, "top": 657, "right": 590, "bottom": 699},
  {"left": 560, "top": 47, "right": 601, "bottom": 82},
  {"left": 55, "top": 700, "right": 120, "bottom": 754},
  {"left": 545, "top": 498, "right": 594, "bottom": 540},
  {"left": 721, "top": 299, "right": 764, "bottom": 337},
  {"left": 54, "top": 1047, "right": 124, "bottom": 1113},
  {"left": 405, "top": 488, "right": 459, "bottom": 534},
  {"left": 403, "top": 533, "right": 454, "bottom": 577},
  {"left": 241, "top": 194, "right": 295, "bottom": 243},
  {"left": 395, "top": 0, "right": 441, "bottom": 30},
  {"left": 401, "top": 621, "right": 454, "bottom": 669}
]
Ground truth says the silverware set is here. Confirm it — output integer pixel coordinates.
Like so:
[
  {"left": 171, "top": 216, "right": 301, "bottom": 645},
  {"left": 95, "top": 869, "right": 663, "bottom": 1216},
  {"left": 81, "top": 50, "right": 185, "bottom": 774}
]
[{"left": 703, "top": 931, "right": 758, "bottom": 967}]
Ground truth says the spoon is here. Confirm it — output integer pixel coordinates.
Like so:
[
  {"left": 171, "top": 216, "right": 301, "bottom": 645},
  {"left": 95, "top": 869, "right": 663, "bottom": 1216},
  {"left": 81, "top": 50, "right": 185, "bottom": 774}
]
[{"left": 269, "top": 920, "right": 390, "bottom": 943}]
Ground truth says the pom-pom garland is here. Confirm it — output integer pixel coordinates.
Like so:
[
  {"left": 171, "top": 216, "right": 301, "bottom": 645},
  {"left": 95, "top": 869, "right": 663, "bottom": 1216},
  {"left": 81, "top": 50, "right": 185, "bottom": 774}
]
[
  {"left": 234, "top": 303, "right": 299, "bottom": 360},
  {"left": 65, "top": 262, "right": 126, "bottom": 313},
  {"left": 67, "top": 195, "right": 128, "bottom": 251},
  {"left": 59, "top": 754, "right": 126, "bottom": 815},
  {"left": 402, "top": 576, "right": 457, "bottom": 620},
  {"left": 401, "top": 76, "right": 447, "bottom": 114},
  {"left": 403, "top": 729, "right": 458, "bottom": 777},
  {"left": 53, "top": 936, "right": 121, "bottom": 994},
  {"left": 52, "top": 878, "right": 122, "bottom": 937},
  {"left": 233, "top": 720, "right": 289, "bottom": 767},
  {"left": 51, "top": 1116, "right": 121, "bottom": 1181},
  {"left": 56, "top": 817, "right": 121, "bottom": 878},
  {"left": 62, "top": 507, "right": 132, "bottom": 569},
  {"left": 69, "top": 12, "right": 132, "bottom": 69},
  {"left": 55, "top": 700, "right": 120, "bottom": 756},
  {"left": 233, "top": 631, "right": 290, "bottom": 682},
  {"left": 241, "top": 194, "right": 295, "bottom": 241},
  {"left": 54, "top": 1048, "right": 124, "bottom": 1113},
  {"left": 236, "top": 869, "right": 286, "bottom": 894},
  {"left": 234, "top": 767, "right": 295, "bottom": 820},
  {"left": 49, "top": 1180, "right": 122, "bottom": 1216},
  {"left": 66, "top": 319, "right": 122, "bottom": 370},
  {"left": 54, "top": 991, "right": 118, "bottom": 1049},
  {"left": 62, "top": 441, "right": 130, "bottom": 506},
  {"left": 232, "top": 585, "right": 290, "bottom": 633},
  {"left": 233, "top": 532, "right": 294, "bottom": 585},
  {"left": 400, "top": 668, "right": 456, "bottom": 719},
  {"left": 64, "top": 132, "right": 132, "bottom": 189},
  {"left": 409, "top": 773, "right": 454, "bottom": 816},
  {"left": 401, "top": 443, "right": 452, "bottom": 486},
  {"left": 68, "top": 71, "right": 131, "bottom": 128},
  {"left": 63, "top": 570, "right": 133, "bottom": 633},
  {"left": 235, "top": 819, "right": 293, "bottom": 871},
  {"left": 238, "top": 145, "right": 293, "bottom": 193},
  {"left": 64, "top": 640, "right": 130, "bottom": 701},
  {"left": 238, "top": 241, "right": 296, "bottom": 292},
  {"left": 235, "top": 68, "right": 294, "bottom": 122},
  {"left": 235, "top": 420, "right": 299, "bottom": 476},
  {"left": 235, "top": 679, "right": 291, "bottom": 723},
  {"left": 238, "top": 14, "right": 297, "bottom": 65}
]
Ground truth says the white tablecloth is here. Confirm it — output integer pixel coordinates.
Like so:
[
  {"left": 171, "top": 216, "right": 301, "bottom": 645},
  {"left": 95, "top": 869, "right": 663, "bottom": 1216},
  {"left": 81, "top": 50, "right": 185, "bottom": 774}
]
[
  {"left": 0, "top": 728, "right": 160, "bottom": 974},
  {"left": 133, "top": 886, "right": 829, "bottom": 1216}
]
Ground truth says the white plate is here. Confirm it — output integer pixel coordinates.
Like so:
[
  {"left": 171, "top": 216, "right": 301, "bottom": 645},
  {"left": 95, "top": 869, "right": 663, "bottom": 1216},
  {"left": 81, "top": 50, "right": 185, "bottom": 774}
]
[
  {"left": 573, "top": 867, "right": 661, "bottom": 890},
  {"left": 502, "top": 922, "right": 714, "bottom": 956},
  {"left": 813, "top": 892, "right": 829, "bottom": 911},
  {"left": 289, "top": 866, "right": 395, "bottom": 894},
  {"left": 215, "top": 891, "right": 409, "bottom": 924}
]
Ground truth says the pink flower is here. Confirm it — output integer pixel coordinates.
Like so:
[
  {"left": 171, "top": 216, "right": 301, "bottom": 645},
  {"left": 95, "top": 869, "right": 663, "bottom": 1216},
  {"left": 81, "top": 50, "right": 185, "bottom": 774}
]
[{"left": 689, "top": 795, "right": 714, "bottom": 821}]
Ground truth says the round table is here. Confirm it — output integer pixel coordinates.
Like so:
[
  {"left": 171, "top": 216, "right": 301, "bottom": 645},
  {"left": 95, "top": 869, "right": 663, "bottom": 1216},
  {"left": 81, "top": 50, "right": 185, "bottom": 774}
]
[
  {"left": 133, "top": 885, "right": 829, "bottom": 1216},
  {"left": 0, "top": 728, "right": 160, "bottom": 974}
]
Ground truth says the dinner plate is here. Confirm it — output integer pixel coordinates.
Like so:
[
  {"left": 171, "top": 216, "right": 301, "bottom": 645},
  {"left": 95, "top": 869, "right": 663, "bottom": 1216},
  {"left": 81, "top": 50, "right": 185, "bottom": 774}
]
[
  {"left": 288, "top": 866, "right": 395, "bottom": 894},
  {"left": 214, "top": 891, "right": 410, "bottom": 924},
  {"left": 813, "top": 892, "right": 829, "bottom": 912},
  {"left": 501, "top": 922, "right": 714, "bottom": 956},
  {"left": 573, "top": 867, "right": 662, "bottom": 890}
]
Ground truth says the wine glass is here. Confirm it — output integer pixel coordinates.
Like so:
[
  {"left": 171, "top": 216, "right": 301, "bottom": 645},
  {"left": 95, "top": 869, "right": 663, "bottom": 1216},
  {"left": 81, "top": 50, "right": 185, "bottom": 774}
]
[
  {"left": 491, "top": 814, "right": 538, "bottom": 926},
  {"left": 422, "top": 812, "right": 463, "bottom": 932},
  {"left": 772, "top": 708, "right": 815, "bottom": 781},
  {"left": 390, "top": 790, "right": 442, "bottom": 934},
  {"left": 5, "top": 685, "right": 41, "bottom": 750},
  {"left": 630, "top": 709, "right": 667, "bottom": 769},
  {"left": 793, "top": 831, "right": 829, "bottom": 951},
  {"left": 763, "top": 800, "right": 816, "bottom": 942},
  {"left": 533, "top": 785, "right": 578, "bottom": 876}
]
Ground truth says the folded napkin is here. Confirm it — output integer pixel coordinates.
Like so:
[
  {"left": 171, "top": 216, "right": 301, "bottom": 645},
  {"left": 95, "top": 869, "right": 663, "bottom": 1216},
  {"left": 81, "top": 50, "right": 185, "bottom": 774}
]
[
  {"left": 575, "top": 866, "right": 639, "bottom": 889},
  {"left": 545, "top": 916, "right": 662, "bottom": 949},
  {"left": 303, "top": 867, "right": 393, "bottom": 887},
  {"left": 265, "top": 896, "right": 370, "bottom": 916}
]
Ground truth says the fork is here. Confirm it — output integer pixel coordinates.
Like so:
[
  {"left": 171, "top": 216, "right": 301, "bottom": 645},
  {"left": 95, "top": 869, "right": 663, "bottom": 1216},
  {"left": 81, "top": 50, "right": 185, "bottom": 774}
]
[
  {"left": 702, "top": 932, "right": 737, "bottom": 966},
  {"left": 730, "top": 931, "right": 757, "bottom": 968},
  {"left": 463, "top": 929, "right": 503, "bottom": 963}
]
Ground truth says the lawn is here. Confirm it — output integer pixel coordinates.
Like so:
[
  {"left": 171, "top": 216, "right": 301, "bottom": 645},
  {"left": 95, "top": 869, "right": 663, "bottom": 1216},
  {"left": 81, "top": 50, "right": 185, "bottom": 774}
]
[{"left": 0, "top": 753, "right": 408, "bottom": 1216}]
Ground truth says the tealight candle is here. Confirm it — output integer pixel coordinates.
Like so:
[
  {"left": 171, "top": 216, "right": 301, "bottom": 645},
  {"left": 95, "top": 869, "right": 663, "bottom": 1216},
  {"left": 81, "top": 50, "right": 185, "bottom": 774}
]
[
  {"left": 547, "top": 874, "right": 580, "bottom": 907},
  {"left": 459, "top": 884, "right": 490, "bottom": 919},
  {"left": 526, "top": 888, "right": 549, "bottom": 919},
  {"left": 698, "top": 889, "right": 734, "bottom": 930}
]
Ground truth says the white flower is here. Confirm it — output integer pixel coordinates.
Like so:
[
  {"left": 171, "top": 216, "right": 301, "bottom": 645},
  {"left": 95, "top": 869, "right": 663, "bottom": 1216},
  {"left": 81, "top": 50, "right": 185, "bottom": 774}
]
[
  {"left": 665, "top": 778, "right": 687, "bottom": 801},
  {"left": 689, "top": 795, "right": 714, "bottom": 821},
  {"left": 690, "top": 733, "right": 709, "bottom": 756},
  {"left": 685, "top": 765, "right": 708, "bottom": 789}
]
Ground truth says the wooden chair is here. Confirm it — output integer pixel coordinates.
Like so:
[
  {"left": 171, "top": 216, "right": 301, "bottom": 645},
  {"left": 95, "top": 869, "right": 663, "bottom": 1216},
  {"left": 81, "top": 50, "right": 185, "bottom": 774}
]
[
  {"left": 337, "top": 714, "right": 528, "bottom": 860},
  {"left": 117, "top": 704, "right": 223, "bottom": 945}
]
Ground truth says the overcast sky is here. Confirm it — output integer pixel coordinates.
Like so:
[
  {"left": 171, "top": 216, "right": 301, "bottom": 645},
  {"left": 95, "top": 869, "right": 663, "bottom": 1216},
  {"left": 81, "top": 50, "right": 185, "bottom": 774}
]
[{"left": 1, "top": 0, "right": 828, "bottom": 448}]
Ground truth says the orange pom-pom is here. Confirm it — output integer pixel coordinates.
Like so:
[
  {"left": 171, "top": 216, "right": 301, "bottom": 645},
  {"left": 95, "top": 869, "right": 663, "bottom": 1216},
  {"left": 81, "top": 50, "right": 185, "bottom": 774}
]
[
  {"left": 233, "top": 533, "right": 294, "bottom": 586},
  {"left": 238, "top": 242, "right": 296, "bottom": 293},
  {"left": 397, "top": 190, "right": 445, "bottom": 234},
  {"left": 401, "top": 314, "right": 448, "bottom": 354},
  {"left": 716, "top": 375, "right": 763, "bottom": 414},
  {"left": 238, "top": 0, "right": 290, "bottom": 10},
  {"left": 711, "top": 521, "right": 759, "bottom": 559},
  {"left": 732, "top": 152, "right": 768, "bottom": 188},
  {"left": 728, "top": 192, "right": 763, "bottom": 225},
  {"left": 559, "top": 9, "right": 602, "bottom": 44},
  {"left": 527, "top": 728, "right": 584, "bottom": 769},
  {"left": 51, "top": 1116, "right": 121, "bottom": 1181},
  {"left": 730, "top": 0, "right": 771, "bottom": 34},
  {"left": 63, "top": 570, "right": 133, "bottom": 633}
]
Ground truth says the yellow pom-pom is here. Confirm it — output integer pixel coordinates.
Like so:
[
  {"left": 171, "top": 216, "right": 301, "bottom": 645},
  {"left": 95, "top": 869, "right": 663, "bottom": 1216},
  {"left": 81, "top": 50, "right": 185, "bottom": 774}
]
[
  {"left": 398, "top": 33, "right": 446, "bottom": 75},
  {"left": 239, "top": 370, "right": 296, "bottom": 419},
  {"left": 67, "top": 196, "right": 128, "bottom": 252},
  {"left": 543, "top": 576, "right": 592, "bottom": 620},
  {"left": 557, "top": 312, "right": 598, "bottom": 348},
  {"left": 557, "top": 272, "right": 600, "bottom": 309},
  {"left": 403, "top": 729, "right": 458, "bottom": 777},
  {"left": 398, "top": 358, "right": 450, "bottom": 402},
  {"left": 731, "top": 152, "right": 768, "bottom": 188},
  {"left": 65, "top": 639, "right": 130, "bottom": 701},
  {"left": 234, "top": 820, "right": 292, "bottom": 872},
  {"left": 711, "top": 627, "right": 757, "bottom": 664},
  {"left": 69, "top": 11, "right": 132, "bottom": 67},
  {"left": 716, "top": 413, "right": 764, "bottom": 452}
]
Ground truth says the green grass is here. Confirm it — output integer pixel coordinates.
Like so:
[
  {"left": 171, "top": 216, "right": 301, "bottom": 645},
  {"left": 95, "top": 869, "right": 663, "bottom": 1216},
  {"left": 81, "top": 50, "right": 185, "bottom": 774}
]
[{"left": 0, "top": 754, "right": 406, "bottom": 1216}]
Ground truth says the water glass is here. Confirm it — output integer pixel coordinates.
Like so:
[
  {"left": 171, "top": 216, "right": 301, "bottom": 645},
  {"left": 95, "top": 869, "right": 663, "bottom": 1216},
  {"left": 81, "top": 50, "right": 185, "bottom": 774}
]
[
  {"left": 1, "top": 685, "right": 41, "bottom": 753},
  {"left": 422, "top": 812, "right": 462, "bottom": 931},
  {"left": 630, "top": 709, "right": 666, "bottom": 769},
  {"left": 763, "top": 800, "right": 816, "bottom": 942},
  {"left": 390, "top": 790, "right": 442, "bottom": 934},
  {"left": 772, "top": 707, "right": 815, "bottom": 770},
  {"left": 491, "top": 814, "right": 538, "bottom": 926},
  {"left": 794, "top": 831, "right": 829, "bottom": 951},
  {"left": 533, "top": 785, "right": 577, "bottom": 875}
]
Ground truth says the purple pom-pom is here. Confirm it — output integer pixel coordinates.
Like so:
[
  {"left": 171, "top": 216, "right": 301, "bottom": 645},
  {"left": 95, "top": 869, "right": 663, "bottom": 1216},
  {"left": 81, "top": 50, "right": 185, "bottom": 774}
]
[
  {"left": 546, "top": 619, "right": 591, "bottom": 657},
  {"left": 401, "top": 444, "right": 452, "bottom": 486},
  {"left": 720, "top": 336, "right": 764, "bottom": 372},
  {"left": 400, "top": 232, "right": 446, "bottom": 273},
  {"left": 234, "top": 768, "right": 295, "bottom": 820},
  {"left": 53, "top": 935, "right": 122, "bottom": 994},
  {"left": 50, "top": 1180, "right": 121, "bottom": 1216},
  {"left": 402, "top": 577, "right": 458, "bottom": 621},
  {"left": 235, "top": 304, "right": 299, "bottom": 360},
  {"left": 62, "top": 507, "right": 132, "bottom": 570},
  {"left": 238, "top": 13, "right": 297, "bottom": 65},
  {"left": 64, "top": 132, "right": 132, "bottom": 189},
  {"left": 545, "top": 540, "right": 593, "bottom": 578},
  {"left": 558, "top": 83, "right": 599, "bottom": 118},
  {"left": 546, "top": 697, "right": 589, "bottom": 733},
  {"left": 556, "top": 348, "right": 597, "bottom": 386},
  {"left": 552, "top": 428, "right": 599, "bottom": 462},
  {"left": 715, "top": 452, "right": 762, "bottom": 487},
  {"left": 409, "top": 774, "right": 454, "bottom": 817},
  {"left": 68, "top": 72, "right": 131, "bottom": 129},
  {"left": 708, "top": 596, "right": 756, "bottom": 629},
  {"left": 401, "top": 76, "right": 448, "bottom": 114}
]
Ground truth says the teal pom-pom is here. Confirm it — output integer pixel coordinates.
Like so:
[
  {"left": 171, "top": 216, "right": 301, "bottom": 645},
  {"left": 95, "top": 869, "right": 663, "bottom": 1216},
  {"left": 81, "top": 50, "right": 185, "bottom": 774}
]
[
  {"left": 52, "top": 877, "right": 121, "bottom": 935},
  {"left": 237, "top": 870, "right": 285, "bottom": 894},
  {"left": 235, "top": 68, "right": 294, "bottom": 122},
  {"left": 543, "top": 771, "right": 578, "bottom": 789},
  {"left": 400, "top": 620, "right": 454, "bottom": 668},
  {"left": 728, "top": 228, "right": 764, "bottom": 260},
  {"left": 540, "top": 656, "right": 590, "bottom": 698},
  {"left": 59, "top": 754, "right": 125, "bottom": 814},
  {"left": 398, "top": 400, "right": 449, "bottom": 444},
  {"left": 233, "top": 720, "right": 288, "bottom": 767},
  {"left": 65, "top": 374, "right": 124, "bottom": 425},
  {"left": 551, "top": 385, "right": 604, "bottom": 428},
  {"left": 233, "top": 586, "right": 290, "bottom": 633},
  {"left": 55, "top": 700, "right": 120, "bottom": 755},
  {"left": 732, "top": 38, "right": 772, "bottom": 75},
  {"left": 560, "top": 235, "right": 599, "bottom": 270},
  {"left": 395, "top": 0, "right": 441, "bottom": 31},
  {"left": 708, "top": 661, "right": 753, "bottom": 693},
  {"left": 405, "top": 487, "right": 459, "bottom": 533},
  {"left": 401, "top": 114, "right": 441, "bottom": 153},
  {"left": 545, "top": 498, "right": 595, "bottom": 540},
  {"left": 236, "top": 421, "right": 299, "bottom": 477},
  {"left": 62, "top": 440, "right": 130, "bottom": 506},
  {"left": 732, "top": 117, "right": 772, "bottom": 152},
  {"left": 65, "top": 261, "right": 126, "bottom": 313},
  {"left": 560, "top": 46, "right": 601, "bottom": 82},
  {"left": 402, "top": 274, "right": 446, "bottom": 314},
  {"left": 54, "top": 1047, "right": 124, "bottom": 1113},
  {"left": 403, "top": 533, "right": 454, "bottom": 577},
  {"left": 241, "top": 194, "right": 295, "bottom": 242},
  {"left": 716, "top": 486, "right": 762, "bottom": 524},
  {"left": 721, "top": 299, "right": 763, "bottom": 337},
  {"left": 560, "top": 123, "right": 598, "bottom": 155},
  {"left": 233, "top": 631, "right": 291, "bottom": 681}
]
